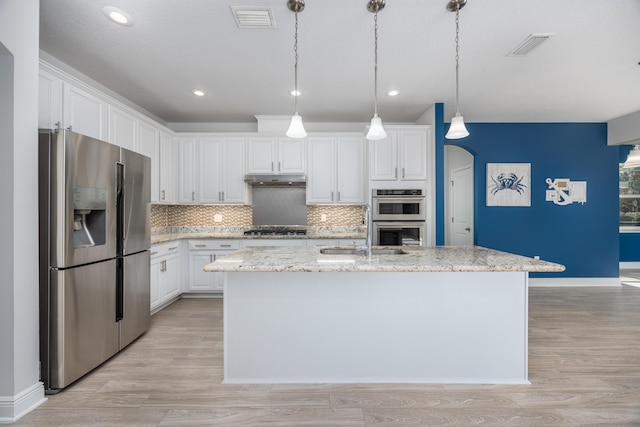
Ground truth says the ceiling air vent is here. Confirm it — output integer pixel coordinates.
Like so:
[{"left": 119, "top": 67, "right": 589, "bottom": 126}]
[
  {"left": 507, "top": 33, "right": 554, "bottom": 57},
  {"left": 231, "top": 6, "right": 276, "bottom": 29}
]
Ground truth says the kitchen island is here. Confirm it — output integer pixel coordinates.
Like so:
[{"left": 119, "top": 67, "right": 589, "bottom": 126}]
[{"left": 205, "top": 245, "right": 564, "bottom": 384}]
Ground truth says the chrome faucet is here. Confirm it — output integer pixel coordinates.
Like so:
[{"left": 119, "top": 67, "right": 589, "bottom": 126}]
[{"left": 357, "top": 203, "right": 372, "bottom": 257}]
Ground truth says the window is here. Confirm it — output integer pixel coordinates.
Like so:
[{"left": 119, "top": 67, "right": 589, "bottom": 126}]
[{"left": 620, "top": 165, "right": 640, "bottom": 228}]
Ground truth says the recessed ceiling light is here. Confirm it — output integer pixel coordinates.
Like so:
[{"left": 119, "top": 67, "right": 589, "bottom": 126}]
[
  {"left": 387, "top": 90, "right": 399, "bottom": 97},
  {"left": 290, "top": 90, "right": 301, "bottom": 96},
  {"left": 103, "top": 6, "right": 134, "bottom": 26},
  {"left": 192, "top": 89, "right": 205, "bottom": 97}
]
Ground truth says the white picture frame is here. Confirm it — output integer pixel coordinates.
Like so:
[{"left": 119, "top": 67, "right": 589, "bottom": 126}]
[{"left": 486, "top": 163, "right": 531, "bottom": 207}]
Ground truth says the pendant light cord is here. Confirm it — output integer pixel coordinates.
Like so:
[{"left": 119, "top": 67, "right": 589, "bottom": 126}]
[
  {"left": 454, "top": 3, "right": 460, "bottom": 114},
  {"left": 293, "top": 11, "right": 299, "bottom": 114},
  {"left": 373, "top": 11, "right": 379, "bottom": 116}
]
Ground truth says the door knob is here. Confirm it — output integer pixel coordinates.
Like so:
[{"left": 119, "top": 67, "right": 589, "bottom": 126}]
[{"left": 465, "top": 227, "right": 471, "bottom": 232}]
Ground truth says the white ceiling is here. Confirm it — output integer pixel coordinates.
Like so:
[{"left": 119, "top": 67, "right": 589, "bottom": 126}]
[{"left": 40, "top": 0, "right": 640, "bottom": 125}]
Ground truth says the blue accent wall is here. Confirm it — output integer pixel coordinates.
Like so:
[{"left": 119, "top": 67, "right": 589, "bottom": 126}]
[
  {"left": 434, "top": 103, "right": 445, "bottom": 245},
  {"left": 444, "top": 122, "right": 619, "bottom": 278},
  {"left": 619, "top": 144, "right": 640, "bottom": 262}
]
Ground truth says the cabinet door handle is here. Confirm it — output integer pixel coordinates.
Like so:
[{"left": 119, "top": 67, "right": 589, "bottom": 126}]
[
  {"left": 218, "top": 191, "right": 221, "bottom": 201},
  {"left": 161, "top": 190, "right": 165, "bottom": 200},
  {"left": 161, "top": 260, "right": 166, "bottom": 272},
  {"left": 195, "top": 244, "right": 206, "bottom": 248},
  {"left": 192, "top": 191, "right": 195, "bottom": 201},
  {"left": 168, "top": 246, "right": 178, "bottom": 251},
  {"left": 220, "top": 244, "right": 231, "bottom": 248},
  {"left": 394, "top": 168, "right": 398, "bottom": 179},
  {"left": 278, "top": 162, "right": 281, "bottom": 172},
  {"left": 221, "top": 191, "right": 225, "bottom": 201},
  {"left": 331, "top": 191, "right": 334, "bottom": 201},
  {"left": 151, "top": 251, "right": 158, "bottom": 256},
  {"left": 402, "top": 168, "right": 405, "bottom": 179},
  {"left": 213, "top": 254, "right": 217, "bottom": 261},
  {"left": 210, "top": 254, "right": 213, "bottom": 262},
  {"left": 271, "top": 161, "right": 275, "bottom": 172},
  {"left": 337, "top": 191, "right": 341, "bottom": 201}
]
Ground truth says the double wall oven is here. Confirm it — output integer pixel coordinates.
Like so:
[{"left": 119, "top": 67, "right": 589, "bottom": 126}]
[{"left": 372, "top": 189, "right": 426, "bottom": 246}]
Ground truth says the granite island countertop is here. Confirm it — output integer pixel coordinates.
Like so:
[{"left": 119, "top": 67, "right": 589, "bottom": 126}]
[{"left": 203, "top": 245, "right": 566, "bottom": 273}]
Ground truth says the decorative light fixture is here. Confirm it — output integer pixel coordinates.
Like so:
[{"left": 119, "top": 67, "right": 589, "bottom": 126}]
[
  {"left": 445, "top": 0, "right": 469, "bottom": 140},
  {"left": 192, "top": 89, "right": 205, "bottom": 97},
  {"left": 285, "top": 0, "right": 307, "bottom": 139},
  {"left": 623, "top": 145, "right": 640, "bottom": 168},
  {"left": 365, "top": 0, "right": 387, "bottom": 141}
]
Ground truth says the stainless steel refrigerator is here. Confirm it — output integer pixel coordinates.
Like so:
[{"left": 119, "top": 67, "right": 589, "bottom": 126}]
[{"left": 38, "top": 129, "right": 151, "bottom": 392}]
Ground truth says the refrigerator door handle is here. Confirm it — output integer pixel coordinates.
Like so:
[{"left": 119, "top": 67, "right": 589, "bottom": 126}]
[
  {"left": 116, "top": 162, "right": 125, "bottom": 256},
  {"left": 116, "top": 258, "right": 124, "bottom": 321}
]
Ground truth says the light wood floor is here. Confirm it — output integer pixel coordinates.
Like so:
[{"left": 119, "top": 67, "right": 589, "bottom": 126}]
[{"left": 16, "top": 286, "right": 640, "bottom": 426}]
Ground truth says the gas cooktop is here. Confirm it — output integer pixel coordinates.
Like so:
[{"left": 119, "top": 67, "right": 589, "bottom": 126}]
[{"left": 243, "top": 228, "right": 307, "bottom": 236}]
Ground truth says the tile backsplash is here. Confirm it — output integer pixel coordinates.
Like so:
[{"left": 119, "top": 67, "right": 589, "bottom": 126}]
[{"left": 151, "top": 204, "right": 364, "bottom": 228}]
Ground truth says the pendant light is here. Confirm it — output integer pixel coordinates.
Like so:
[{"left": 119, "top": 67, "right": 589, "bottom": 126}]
[
  {"left": 445, "top": 0, "right": 470, "bottom": 139},
  {"left": 623, "top": 145, "right": 640, "bottom": 168},
  {"left": 366, "top": 0, "right": 387, "bottom": 141},
  {"left": 286, "top": 0, "right": 307, "bottom": 138}
]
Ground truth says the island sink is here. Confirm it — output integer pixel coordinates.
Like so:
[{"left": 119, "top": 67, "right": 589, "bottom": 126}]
[{"left": 319, "top": 247, "right": 407, "bottom": 256}]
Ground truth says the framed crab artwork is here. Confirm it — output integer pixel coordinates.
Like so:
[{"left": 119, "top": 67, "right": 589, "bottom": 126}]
[{"left": 486, "top": 163, "right": 531, "bottom": 207}]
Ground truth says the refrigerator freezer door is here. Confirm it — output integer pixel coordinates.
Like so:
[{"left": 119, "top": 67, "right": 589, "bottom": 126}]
[
  {"left": 119, "top": 251, "right": 151, "bottom": 349},
  {"left": 119, "top": 148, "right": 151, "bottom": 255},
  {"left": 45, "top": 259, "right": 119, "bottom": 390},
  {"left": 40, "top": 129, "right": 120, "bottom": 268}
]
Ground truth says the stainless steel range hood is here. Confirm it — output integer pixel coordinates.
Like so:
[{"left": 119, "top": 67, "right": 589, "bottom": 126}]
[{"left": 244, "top": 174, "right": 306, "bottom": 187}]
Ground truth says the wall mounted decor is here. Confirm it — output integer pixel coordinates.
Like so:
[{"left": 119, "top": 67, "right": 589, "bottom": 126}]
[
  {"left": 545, "top": 178, "right": 587, "bottom": 205},
  {"left": 486, "top": 163, "right": 531, "bottom": 206}
]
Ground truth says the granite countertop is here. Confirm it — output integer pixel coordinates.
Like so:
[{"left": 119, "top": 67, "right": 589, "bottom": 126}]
[
  {"left": 203, "top": 245, "right": 566, "bottom": 273},
  {"left": 151, "top": 226, "right": 367, "bottom": 245}
]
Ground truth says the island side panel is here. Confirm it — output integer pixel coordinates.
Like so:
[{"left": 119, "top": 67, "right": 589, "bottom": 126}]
[{"left": 223, "top": 271, "right": 529, "bottom": 384}]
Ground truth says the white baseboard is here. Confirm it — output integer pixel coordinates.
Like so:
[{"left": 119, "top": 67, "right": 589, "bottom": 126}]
[
  {"left": 180, "top": 293, "right": 222, "bottom": 299},
  {"left": 529, "top": 277, "right": 621, "bottom": 287},
  {"left": 620, "top": 262, "right": 640, "bottom": 269},
  {"left": 0, "top": 382, "right": 46, "bottom": 424}
]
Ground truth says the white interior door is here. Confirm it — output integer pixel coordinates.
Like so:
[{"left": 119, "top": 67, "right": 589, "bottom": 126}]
[{"left": 450, "top": 165, "right": 474, "bottom": 246}]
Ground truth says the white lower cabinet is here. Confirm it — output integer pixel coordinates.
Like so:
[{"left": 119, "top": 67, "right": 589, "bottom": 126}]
[
  {"left": 188, "top": 240, "right": 241, "bottom": 292},
  {"left": 150, "top": 242, "right": 182, "bottom": 312}
]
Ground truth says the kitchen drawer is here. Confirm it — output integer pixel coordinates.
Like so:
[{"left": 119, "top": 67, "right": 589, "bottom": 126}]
[
  {"left": 151, "top": 241, "right": 182, "bottom": 258},
  {"left": 188, "top": 240, "right": 240, "bottom": 250}
]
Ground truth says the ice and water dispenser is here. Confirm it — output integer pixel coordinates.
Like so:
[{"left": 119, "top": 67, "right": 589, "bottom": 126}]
[{"left": 73, "top": 186, "right": 107, "bottom": 248}]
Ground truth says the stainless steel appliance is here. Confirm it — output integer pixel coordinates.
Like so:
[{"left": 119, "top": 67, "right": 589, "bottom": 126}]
[
  {"left": 372, "top": 189, "right": 426, "bottom": 246},
  {"left": 38, "top": 129, "right": 151, "bottom": 392}
]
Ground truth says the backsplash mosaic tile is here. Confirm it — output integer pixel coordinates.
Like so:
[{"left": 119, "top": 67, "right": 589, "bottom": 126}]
[
  {"left": 307, "top": 205, "right": 364, "bottom": 226},
  {"left": 151, "top": 203, "right": 364, "bottom": 228}
]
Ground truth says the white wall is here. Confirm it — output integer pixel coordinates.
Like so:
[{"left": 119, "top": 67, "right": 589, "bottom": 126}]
[
  {"left": 0, "top": 0, "right": 46, "bottom": 423},
  {"left": 608, "top": 110, "right": 640, "bottom": 145}
]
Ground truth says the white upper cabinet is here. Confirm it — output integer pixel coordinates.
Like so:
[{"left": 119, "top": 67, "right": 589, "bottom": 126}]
[
  {"left": 136, "top": 121, "right": 160, "bottom": 202},
  {"left": 38, "top": 69, "right": 63, "bottom": 130},
  {"left": 307, "top": 135, "right": 365, "bottom": 204},
  {"left": 178, "top": 137, "right": 198, "bottom": 203},
  {"left": 159, "top": 131, "right": 177, "bottom": 203},
  {"left": 199, "top": 137, "right": 246, "bottom": 204},
  {"left": 63, "top": 83, "right": 108, "bottom": 141},
  {"left": 108, "top": 106, "right": 137, "bottom": 150},
  {"left": 370, "top": 127, "right": 430, "bottom": 181},
  {"left": 247, "top": 137, "right": 305, "bottom": 174}
]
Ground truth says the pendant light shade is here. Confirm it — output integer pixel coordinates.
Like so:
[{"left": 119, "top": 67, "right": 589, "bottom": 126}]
[
  {"left": 286, "top": 113, "right": 307, "bottom": 138},
  {"left": 366, "top": 0, "right": 387, "bottom": 141},
  {"left": 623, "top": 145, "right": 640, "bottom": 168},
  {"left": 286, "top": 0, "right": 307, "bottom": 138},
  {"left": 446, "top": 112, "right": 470, "bottom": 139},
  {"left": 367, "top": 114, "right": 387, "bottom": 140},
  {"left": 445, "top": 0, "right": 469, "bottom": 140}
]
